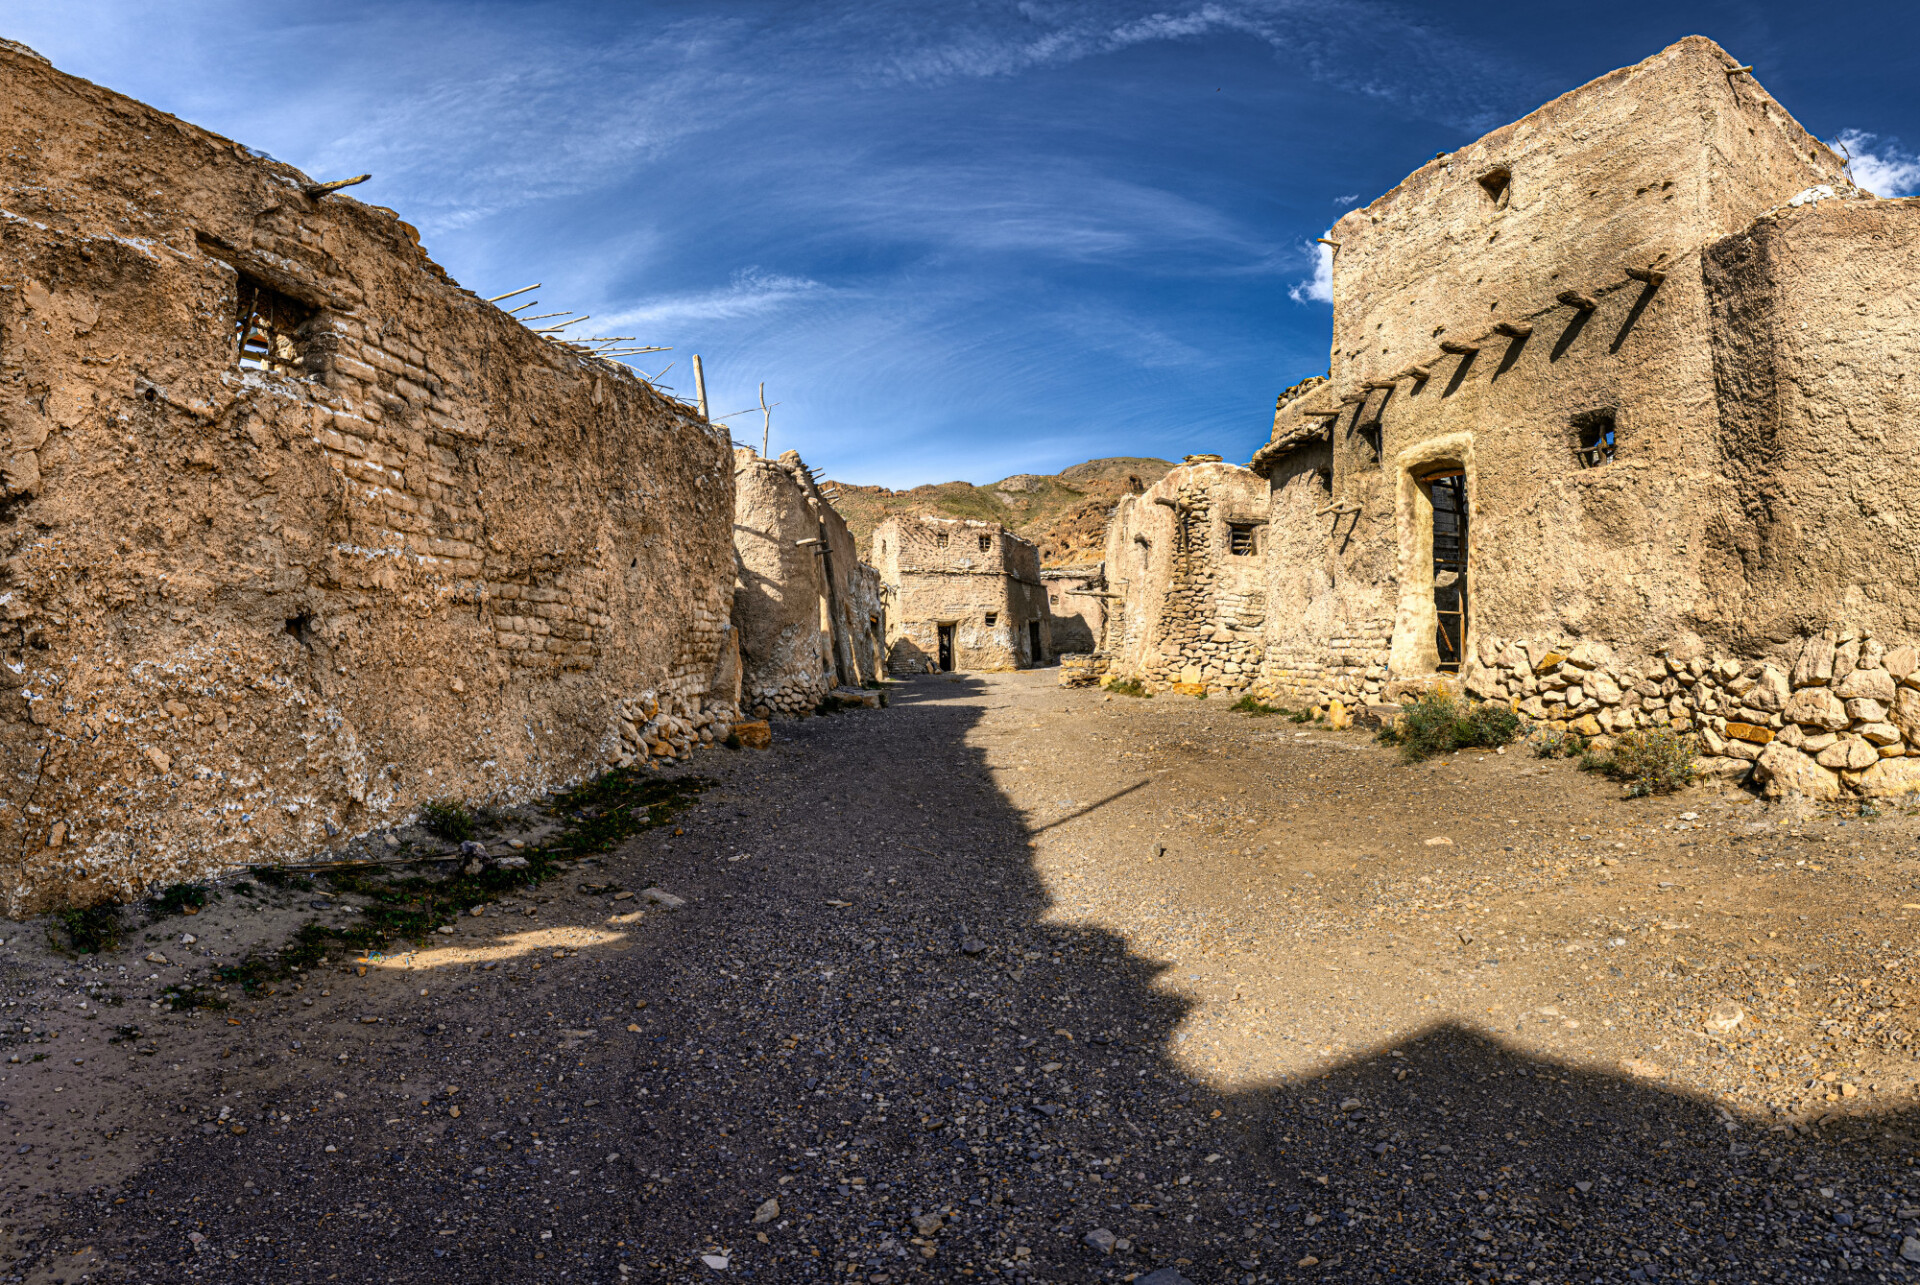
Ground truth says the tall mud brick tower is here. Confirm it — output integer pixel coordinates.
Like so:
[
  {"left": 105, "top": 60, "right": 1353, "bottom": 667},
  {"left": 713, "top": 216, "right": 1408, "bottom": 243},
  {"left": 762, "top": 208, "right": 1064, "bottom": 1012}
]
[{"left": 0, "top": 43, "right": 738, "bottom": 912}]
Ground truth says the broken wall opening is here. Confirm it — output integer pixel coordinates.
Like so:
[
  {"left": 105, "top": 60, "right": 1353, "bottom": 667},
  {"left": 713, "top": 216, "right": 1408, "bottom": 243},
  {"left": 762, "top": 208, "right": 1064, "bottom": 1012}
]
[{"left": 233, "top": 273, "right": 317, "bottom": 376}]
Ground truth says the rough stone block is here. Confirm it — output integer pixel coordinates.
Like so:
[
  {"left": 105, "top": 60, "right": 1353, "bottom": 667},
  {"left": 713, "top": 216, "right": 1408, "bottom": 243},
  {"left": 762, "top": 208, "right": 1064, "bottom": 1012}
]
[
  {"left": 732, "top": 720, "right": 773, "bottom": 749},
  {"left": 1755, "top": 742, "right": 1842, "bottom": 801}
]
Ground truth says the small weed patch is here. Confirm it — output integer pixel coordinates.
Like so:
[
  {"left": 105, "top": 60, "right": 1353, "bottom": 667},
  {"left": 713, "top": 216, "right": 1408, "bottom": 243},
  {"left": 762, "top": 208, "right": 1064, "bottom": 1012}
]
[
  {"left": 1530, "top": 727, "right": 1591, "bottom": 759},
  {"left": 47, "top": 903, "right": 123, "bottom": 955},
  {"left": 1376, "top": 688, "right": 1520, "bottom": 762},
  {"left": 1581, "top": 728, "right": 1699, "bottom": 797},
  {"left": 1107, "top": 678, "right": 1151, "bottom": 698},
  {"left": 146, "top": 882, "right": 212, "bottom": 920},
  {"left": 1229, "top": 695, "right": 1288, "bottom": 716},
  {"left": 420, "top": 800, "right": 477, "bottom": 843}
]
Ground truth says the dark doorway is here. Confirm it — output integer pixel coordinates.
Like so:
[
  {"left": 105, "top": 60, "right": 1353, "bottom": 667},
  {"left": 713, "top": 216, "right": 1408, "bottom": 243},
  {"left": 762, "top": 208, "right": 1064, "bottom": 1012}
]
[
  {"left": 1028, "top": 620, "right": 1043, "bottom": 666},
  {"left": 1428, "top": 470, "right": 1468, "bottom": 671},
  {"left": 937, "top": 624, "right": 955, "bottom": 672}
]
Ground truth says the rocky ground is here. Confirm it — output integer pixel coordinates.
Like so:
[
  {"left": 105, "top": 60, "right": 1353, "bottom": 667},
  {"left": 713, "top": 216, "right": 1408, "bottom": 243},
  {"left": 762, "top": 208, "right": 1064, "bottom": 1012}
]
[{"left": 5, "top": 671, "right": 1920, "bottom": 1284}]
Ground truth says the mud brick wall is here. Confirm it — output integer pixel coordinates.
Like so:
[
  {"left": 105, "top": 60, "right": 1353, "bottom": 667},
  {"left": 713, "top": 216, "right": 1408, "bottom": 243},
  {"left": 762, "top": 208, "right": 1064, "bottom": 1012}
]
[{"left": 0, "top": 47, "right": 736, "bottom": 912}]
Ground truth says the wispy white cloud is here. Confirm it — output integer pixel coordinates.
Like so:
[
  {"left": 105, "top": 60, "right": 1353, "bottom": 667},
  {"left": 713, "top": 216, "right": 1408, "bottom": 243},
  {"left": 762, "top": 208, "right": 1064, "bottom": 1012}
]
[
  {"left": 1289, "top": 241, "right": 1332, "bottom": 304},
  {"left": 1835, "top": 129, "right": 1920, "bottom": 198},
  {"left": 599, "top": 268, "right": 830, "bottom": 331}
]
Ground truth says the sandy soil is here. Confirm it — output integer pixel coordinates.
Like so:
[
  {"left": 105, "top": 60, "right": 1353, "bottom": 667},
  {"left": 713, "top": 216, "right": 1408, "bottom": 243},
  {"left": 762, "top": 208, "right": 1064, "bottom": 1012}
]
[{"left": 3, "top": 670, "right": 1920, "bottom": 1284}]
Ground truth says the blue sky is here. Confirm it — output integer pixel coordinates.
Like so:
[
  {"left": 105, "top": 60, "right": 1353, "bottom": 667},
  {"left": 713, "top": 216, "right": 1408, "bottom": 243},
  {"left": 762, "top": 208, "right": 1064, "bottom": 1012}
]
[{"left": 8, "top": 2, "right": 1918, "bottom": 486}]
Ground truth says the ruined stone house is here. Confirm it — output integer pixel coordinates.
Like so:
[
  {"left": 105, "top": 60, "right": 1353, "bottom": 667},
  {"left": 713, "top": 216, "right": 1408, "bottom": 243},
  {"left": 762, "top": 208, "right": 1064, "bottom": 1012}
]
[
  {"left": 872, "top": 516, "right": 1049, "bottom": 672},
  {"left": 0, "top": 45, "right": 739, "bottom": 912},
  {"left": 1100, "top": 456, "right": 1270, "bottom": 695},
  {"left": 1039, "top": 564, "right": 1105, "bottom": 654},
  {"left": 1232, "top": 35, "right": 1920, "bottom": 799},
  {"left": 732, "top": 448, "right": 885, "bottom": 718}
]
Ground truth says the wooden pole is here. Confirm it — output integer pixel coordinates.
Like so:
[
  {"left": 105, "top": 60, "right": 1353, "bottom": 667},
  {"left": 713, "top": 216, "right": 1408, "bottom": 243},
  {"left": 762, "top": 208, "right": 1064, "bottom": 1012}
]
[
  {"left": 759, "top": 381, "right": 771, "bottom": 457},
  {"left": 693, "top": 354, "right": 709, "bottom": 420}
]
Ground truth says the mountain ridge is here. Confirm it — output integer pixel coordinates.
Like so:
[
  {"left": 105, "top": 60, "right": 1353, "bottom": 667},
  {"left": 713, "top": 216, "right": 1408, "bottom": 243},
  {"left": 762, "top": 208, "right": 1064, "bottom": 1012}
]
[{"left": 824, "top": 456, "right": 1177, "bottom": 569}]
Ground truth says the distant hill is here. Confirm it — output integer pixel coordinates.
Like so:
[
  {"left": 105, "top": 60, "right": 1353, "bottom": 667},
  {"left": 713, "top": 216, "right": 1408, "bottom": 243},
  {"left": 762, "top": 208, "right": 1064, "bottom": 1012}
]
[{"left": 827, "top": 457, "right": 1176, "bottom": 569}]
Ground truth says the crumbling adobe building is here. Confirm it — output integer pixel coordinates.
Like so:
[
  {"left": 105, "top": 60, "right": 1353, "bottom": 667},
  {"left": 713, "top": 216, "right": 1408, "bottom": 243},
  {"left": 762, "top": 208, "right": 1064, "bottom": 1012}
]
[
  {"left": 0, "top": 44, "right": 738, "bottom": 912},
  {"left": 732, "top": 448, "right": 886, "bottom": 718},
  {"left": 1231, "top": 35, "right": 1920, "bottom": 798},
  {"left": 873, "top": 516, "right": 1050, "bottom": 672},
  {"left": 1101, "top": 456, "right": 1269, "bottom": 695}
]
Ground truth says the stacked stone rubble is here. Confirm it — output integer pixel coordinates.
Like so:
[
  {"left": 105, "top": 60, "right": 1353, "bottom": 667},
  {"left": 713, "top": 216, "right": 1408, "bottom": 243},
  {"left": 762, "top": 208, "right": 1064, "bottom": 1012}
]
[
  {"left": 1458, "top": 628, "right": 1920, "bottom": 799},
  {"left": 610, "top": 691, "right": 736, "bottom": 768}
]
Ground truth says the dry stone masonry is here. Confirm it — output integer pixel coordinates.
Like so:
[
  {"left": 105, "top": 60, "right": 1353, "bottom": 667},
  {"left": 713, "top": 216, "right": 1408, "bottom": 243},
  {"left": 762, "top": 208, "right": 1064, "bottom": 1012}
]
[
  {"left": 1100, "top": 457, "right": 1269, "bottom": 696},
  {"left": 0, "top": 45, "right": 738, "bottom": 911}
]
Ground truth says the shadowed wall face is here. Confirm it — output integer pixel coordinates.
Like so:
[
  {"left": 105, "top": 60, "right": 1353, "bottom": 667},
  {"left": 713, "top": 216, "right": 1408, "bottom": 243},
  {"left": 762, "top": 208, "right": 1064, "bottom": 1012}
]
[
  {"left": 0, "top": 48, "right": 735, "bottom": 912},
  {"left": 732, "top": 448, "right": 885, "bottom": 718}
]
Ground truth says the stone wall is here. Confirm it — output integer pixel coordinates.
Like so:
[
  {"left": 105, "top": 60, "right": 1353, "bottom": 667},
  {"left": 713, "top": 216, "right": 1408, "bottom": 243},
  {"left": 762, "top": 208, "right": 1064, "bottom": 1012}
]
[
  {"left": 1464, "top": 628, "right": 1920, "bottom": 800},
  {"left": 873, "top": 517, "right": 1049, "bottom": 673},
  {"left": 732, "top": 449, "right": 884, "bottom": 719},
  {"left": 1101, "top": 459, "right": 1268, "bottom": 694},
  {"left": 0, "top": 47, "right": 737, "bottom": 912}
]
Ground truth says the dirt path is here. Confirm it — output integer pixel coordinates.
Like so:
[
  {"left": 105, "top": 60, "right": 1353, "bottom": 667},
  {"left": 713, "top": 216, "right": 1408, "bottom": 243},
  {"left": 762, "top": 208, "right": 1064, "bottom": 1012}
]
[{"left": 5, "top": 670, "right": 1920, "bottom": 1283}]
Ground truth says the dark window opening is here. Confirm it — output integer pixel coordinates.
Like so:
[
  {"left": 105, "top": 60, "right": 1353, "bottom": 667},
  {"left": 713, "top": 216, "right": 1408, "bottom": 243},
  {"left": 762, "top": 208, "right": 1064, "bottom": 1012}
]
[
  {"left": 1427, "top": 471, "right": 1468, "bottom": 672},
  {"left": 234, "top": 275, "right": 316, "bottom": 376},
  {"left": 935, "top": 533, "right": 949, "bottom": 549},
  {"left": 1573, "top": 408, "right": 1617, "bottom": 468},
  {"left": 977, "top": 535, "right": 991, "bottom": 552},
  {"left": 284, "top": 613, "right": 315, "bottom": 647},
  {"left": 1227, "top": 523, "right": 1257, "bottom": 556},
  {"left": 1477, "top": 167, "right": 1512, "bottom": 208},
  {"left": 1126, "top": 475, "right": 1145, "bottom": 495},
  {"left": 985, "top": 612, "right": 998, "bottom": 627}
]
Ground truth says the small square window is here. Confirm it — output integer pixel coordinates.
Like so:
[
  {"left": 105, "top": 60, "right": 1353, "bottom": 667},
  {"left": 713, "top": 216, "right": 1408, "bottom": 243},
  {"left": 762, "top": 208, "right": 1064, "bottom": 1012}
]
[
  {"left": 985, "top": 612, "right": 998, "bottom": 626},
  {"left": 1227, "top": 523, "right": 1257, "bottom": 556},
  {"left": 233, "top": 274, "right": 316, "bottom": 376},
  {"left": 978, "top": 535, "right": 992, "bottom": 552},
  {"left": 935, "top": 533, "right": 949, "bottom": 549},
  {"left": 1573, "top": 408, "right": 1617, "bottom": 468}
]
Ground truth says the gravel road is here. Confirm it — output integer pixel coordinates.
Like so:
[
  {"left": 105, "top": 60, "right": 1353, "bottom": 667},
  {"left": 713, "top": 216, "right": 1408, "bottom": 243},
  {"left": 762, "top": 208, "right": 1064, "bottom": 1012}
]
[{"left": 6, "top": 669, "right": 1920, "bottom": 1284}]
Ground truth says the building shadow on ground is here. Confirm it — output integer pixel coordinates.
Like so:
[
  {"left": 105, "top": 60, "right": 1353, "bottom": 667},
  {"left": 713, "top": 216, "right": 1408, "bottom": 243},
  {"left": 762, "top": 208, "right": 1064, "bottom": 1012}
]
[{"left": 28, "top": 672, "right": 1920, "bottom": 1284}]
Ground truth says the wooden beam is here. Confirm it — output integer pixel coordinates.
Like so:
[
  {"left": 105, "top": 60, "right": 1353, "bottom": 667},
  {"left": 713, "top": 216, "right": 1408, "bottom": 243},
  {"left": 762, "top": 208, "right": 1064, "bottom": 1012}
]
[
  {"left": 1626, "top": 266, "right": 1666, "bottom": 285},
  {"left": 1556, "top": 289, "right": 1597, "bottom": 311},
  {"left": 1365, "top": 379, "right": 1399, "bottom": 390},
  {"left": 1405, "top": 365, "right": 1432, "bottom": 382},
  {"left": 305, "top": 174, "right": 371, "bottom": 199},
  {"left": 1493, "top": 321, "right": 1533, "bottom": 338},
  {"left": 1438, "top": 340, "right": 1479, "bottom": 355}
]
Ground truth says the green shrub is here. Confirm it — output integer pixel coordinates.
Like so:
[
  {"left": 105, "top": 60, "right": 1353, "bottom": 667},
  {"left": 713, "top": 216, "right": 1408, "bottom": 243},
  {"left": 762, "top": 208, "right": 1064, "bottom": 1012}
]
[
  {"left": 1107, "top": 677, "right": 1151, "bottom": 698},
  {"left": 1378, "top": 687, "right": 1522, "bottom": 762},
  {"left": 47, "top": 903, "right": 122, "bottom": 955},
  {"left": 1288, "top": 707, "right": 1314, "bottom": 723},
  {"left": 147, "top": 882, "right": 211, "bottom": 919},
  {"left": 420, "top": 800, "right": 477, "bottom": 843},
  {"left": 1229, "top": 695, "right": 1287, "bottom": 716},
  {"left": 1585, "top": 728, "right": 1699, "bottom": 797}
]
